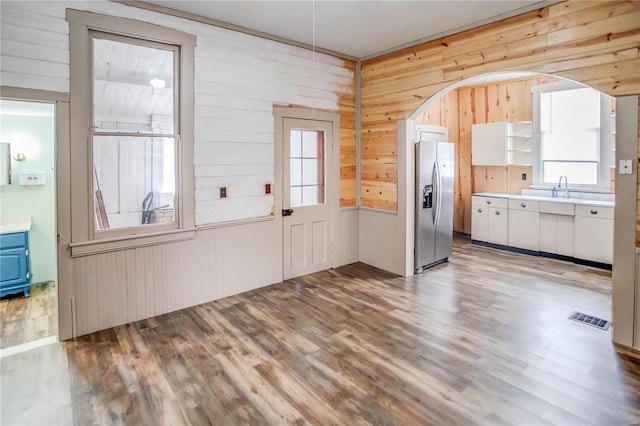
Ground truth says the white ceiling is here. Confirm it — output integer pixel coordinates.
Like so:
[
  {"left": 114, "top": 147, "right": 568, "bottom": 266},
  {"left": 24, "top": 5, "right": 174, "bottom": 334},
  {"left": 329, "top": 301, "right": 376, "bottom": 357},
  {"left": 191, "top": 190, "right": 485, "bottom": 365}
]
[{"left": 146, "top": 0, "right": 557, "bottom": 59}]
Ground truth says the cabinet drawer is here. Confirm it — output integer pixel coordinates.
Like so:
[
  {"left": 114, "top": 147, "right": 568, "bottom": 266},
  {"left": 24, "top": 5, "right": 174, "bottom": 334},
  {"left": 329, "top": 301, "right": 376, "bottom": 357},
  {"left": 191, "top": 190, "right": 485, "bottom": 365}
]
[
  {"left": 539, "top": 201, "right": 574, "bottom": 216},
  {"left": 472, "top": 196, "right": 508, "bottom": 208},
  {"left": 575, "top": 205, "right": 613, "bottom": 219},
  {"left": 508, "top": 199, "right": 539, "bottom": 212},
  {"left": 0, "top": 232, "right": 27, "bottom": 249}
]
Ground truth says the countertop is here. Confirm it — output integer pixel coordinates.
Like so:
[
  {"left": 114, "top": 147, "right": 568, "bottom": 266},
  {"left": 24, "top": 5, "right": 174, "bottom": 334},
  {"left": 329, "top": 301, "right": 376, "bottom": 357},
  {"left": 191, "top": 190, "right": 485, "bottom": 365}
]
[
  {"left": 0, "top": 216, "right": 32, "bottom": 234},
  {"left": 472, "top": 192, "right": 615, "bottom": 208}
]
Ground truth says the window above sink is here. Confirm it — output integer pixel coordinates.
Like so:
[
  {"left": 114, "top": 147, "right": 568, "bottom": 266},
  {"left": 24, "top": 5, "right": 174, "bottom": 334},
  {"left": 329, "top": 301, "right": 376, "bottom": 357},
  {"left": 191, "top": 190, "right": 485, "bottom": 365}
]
[{"left": 532, "top": 80, "right": 615, "bottom": 191}]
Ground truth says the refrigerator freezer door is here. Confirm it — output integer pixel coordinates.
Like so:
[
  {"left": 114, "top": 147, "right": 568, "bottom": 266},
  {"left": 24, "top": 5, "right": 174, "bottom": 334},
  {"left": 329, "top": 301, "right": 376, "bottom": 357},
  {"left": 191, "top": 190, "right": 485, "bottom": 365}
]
[
  {"left": 435, "top": 142, "right": 454, "bottom": 262},
  {"left": 415, "top": 141, "right": 437, "bottom": 270}
]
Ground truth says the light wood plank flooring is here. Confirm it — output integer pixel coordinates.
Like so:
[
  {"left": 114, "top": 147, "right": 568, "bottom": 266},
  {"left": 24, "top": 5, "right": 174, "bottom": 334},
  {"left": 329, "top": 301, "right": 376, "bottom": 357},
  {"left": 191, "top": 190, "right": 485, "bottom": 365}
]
[
  {"left": 2, "top": 237, "right": 639, "bottom": 425},
  {"left": 0, "top": 281, "right": 57, "bottom": 349}
]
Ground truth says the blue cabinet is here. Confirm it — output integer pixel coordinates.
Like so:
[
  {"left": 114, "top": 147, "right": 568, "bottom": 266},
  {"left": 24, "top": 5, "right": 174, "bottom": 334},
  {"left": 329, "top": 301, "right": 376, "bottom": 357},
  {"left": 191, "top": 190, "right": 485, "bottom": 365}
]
[{"left": 0, "top": 231, "right": 32, "bottom": 298}]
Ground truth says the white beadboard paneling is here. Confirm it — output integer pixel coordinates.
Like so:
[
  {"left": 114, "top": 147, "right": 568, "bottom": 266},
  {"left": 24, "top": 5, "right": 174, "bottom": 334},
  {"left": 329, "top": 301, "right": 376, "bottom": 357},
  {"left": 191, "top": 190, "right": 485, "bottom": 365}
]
[
  {"left": 339, "top": 208, "right": 359, "bottom": 266},
  {"left": 73, "top": 223, "right": 279, "bottom": 336},
  {"left": 359, "top": 208, "right": 406, "bottom": 276}
]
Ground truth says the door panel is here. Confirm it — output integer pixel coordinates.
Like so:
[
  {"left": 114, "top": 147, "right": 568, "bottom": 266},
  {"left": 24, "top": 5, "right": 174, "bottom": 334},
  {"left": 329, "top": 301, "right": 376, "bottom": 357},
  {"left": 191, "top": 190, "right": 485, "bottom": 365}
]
[
  {"left": 283, "top": 118, "right": 333, "bottom": 280},
  {"left": 435, "top": 142, "right": 454, "bottom": 261}
]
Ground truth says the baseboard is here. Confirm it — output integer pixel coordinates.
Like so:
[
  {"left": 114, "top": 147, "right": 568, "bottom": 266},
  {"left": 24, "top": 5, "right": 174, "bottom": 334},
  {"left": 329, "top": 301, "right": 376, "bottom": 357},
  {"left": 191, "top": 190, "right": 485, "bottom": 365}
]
[{"left": 471, "top": 241, "right": 612, "bottom": 271}]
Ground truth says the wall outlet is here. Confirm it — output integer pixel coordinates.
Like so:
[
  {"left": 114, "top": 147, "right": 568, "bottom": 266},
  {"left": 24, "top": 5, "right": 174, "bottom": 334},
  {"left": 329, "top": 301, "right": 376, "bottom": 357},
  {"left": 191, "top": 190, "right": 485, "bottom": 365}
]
[
  {"left": 521, "top": 173, "right": 527, "bottom": 181},
  {"left": 19, "top": 173, "right": 45, "bottom": 186},
  {"left": 265, "top": 183, "right": 271, "bottom": 194},
  {"left": 220, "top": 187, "right": 227, "bottom": 198},
  {"left": 619, "top": 159, "right": 633, "bottom": 175}
]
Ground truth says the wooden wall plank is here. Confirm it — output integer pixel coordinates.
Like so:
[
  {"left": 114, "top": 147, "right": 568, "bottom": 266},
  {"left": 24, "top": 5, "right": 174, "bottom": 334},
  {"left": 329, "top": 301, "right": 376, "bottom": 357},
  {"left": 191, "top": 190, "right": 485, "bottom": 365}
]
[{"left": 361, "top": 0, "right": 640, "bottom": 211}]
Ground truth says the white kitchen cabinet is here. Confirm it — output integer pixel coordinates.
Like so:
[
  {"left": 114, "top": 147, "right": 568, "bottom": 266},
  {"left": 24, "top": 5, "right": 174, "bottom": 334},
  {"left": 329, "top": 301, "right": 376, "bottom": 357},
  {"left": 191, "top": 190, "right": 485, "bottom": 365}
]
[
  {"left": 574, "top": 206, "right": 614, "bottom": 264},
  {"left": 507, "top": 199, "right": 539, "bottom": 251},
  {"left": 471, "top": 196, "right": 508, "bottom": 245},
  {"left": 471, "top": 121, "right": 532, "bottom": 166},
  {"left": 539, "top": 213, "right": 575, "bottom": 257}
]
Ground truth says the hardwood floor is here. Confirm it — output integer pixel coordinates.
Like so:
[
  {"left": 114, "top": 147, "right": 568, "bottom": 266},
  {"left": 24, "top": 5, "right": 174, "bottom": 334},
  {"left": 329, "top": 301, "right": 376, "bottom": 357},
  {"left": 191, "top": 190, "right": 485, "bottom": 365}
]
[
  {"left": 0, "top": 281, "right": 57, "bottom": 349},
  {"left": 2, "top": 237, "right": 640, "bottom": 425}
]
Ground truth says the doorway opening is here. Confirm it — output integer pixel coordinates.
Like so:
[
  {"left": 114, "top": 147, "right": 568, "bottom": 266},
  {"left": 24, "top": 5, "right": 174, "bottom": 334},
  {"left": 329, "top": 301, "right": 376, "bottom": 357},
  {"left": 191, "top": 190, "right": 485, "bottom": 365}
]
[
  {"left": 274, "top": 108, "right": 341, "bottom": 281},
  {"left": 407, "top": 72, "right": 620, "bottom": 338},
  {"left": 0, "top": 99, "right": 58, "bottom": 355}
]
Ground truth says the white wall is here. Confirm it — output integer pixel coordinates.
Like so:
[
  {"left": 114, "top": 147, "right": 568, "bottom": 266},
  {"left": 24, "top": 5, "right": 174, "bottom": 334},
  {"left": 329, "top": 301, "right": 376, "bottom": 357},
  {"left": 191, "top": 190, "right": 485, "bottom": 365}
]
[
  {"left": 0, "top": 0, "right": 354, "bottom": 225},
  {"left": 0, "top": 0, "right": 355, "bottom": 337}
]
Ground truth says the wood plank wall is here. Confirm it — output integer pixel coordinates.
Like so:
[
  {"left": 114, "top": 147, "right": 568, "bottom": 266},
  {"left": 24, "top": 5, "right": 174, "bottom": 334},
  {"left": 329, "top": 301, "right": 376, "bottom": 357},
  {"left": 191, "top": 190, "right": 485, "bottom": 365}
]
[
  {"left": 415, "top": 75, "right": 557, "bottom": 233},
  {"left": 361, "top": 0, "right": 640, "bottom": 212}
]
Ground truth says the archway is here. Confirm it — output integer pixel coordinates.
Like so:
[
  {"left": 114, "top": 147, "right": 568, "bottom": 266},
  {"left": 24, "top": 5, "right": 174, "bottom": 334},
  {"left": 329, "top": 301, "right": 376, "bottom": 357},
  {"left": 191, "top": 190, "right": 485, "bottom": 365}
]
[{"left": 397, "top": 71, "right": 637, "bottom": 348}]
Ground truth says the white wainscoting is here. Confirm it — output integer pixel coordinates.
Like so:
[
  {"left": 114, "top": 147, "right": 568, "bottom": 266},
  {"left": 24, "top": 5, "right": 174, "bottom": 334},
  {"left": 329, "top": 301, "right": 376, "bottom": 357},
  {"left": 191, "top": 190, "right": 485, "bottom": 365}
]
[
  {"left": 72, "top": 219, "right": 279, "bottom": 336},
  {"left": 339, "top": 207, "right": 359, "bottom": 266}
]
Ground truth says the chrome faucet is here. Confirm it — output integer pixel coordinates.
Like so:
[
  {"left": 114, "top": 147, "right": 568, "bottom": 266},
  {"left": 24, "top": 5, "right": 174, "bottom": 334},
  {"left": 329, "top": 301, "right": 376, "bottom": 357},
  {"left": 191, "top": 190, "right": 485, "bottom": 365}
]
[{"left": 558, "top": 175, "right": 569, "bottom": 198}]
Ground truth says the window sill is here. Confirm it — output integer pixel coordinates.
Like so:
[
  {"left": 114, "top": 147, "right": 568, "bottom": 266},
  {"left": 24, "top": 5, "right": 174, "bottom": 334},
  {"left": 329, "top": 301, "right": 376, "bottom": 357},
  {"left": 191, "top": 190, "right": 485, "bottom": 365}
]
[{"left": 69, "top": 227, "right": 196, "bottom": 257}]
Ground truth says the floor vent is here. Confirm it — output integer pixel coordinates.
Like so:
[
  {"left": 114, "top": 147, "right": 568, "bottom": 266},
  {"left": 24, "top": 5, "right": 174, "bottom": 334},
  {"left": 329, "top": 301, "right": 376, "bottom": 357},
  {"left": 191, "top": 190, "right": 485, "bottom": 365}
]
[{"left": 568, "top": 311, "right": 610, "bottom": 330}]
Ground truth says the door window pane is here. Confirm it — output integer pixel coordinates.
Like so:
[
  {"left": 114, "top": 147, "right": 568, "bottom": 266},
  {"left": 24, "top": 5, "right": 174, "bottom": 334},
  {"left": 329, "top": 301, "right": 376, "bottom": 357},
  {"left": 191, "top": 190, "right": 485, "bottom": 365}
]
[
  {"left": 93, "top": 38, "right": 174, "bottom": 134},
  {"left": 289, "top": 129, "right": 325, "bottom": 208},
  {"left": 93, "top": 136, "right": 176, "bottom": 230}
]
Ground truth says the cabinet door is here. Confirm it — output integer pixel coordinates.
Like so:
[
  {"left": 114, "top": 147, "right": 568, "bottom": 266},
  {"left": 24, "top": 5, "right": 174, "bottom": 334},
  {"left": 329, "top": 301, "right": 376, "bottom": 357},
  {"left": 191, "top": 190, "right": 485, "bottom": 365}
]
[
  {"left": 488, "top": 207, "right": 508, "bottom": 245},
  {"left": 472, "top": 123, "right": 506, "bottom": 166},
  {"left": 574, "top": 217, "right": 613, "bottom": 264},
  {"left": 471, "top": 205, "right": 488, "bottom": 242},
  {"left": 0, "top": 247, "right": 28, "bottom": 287},
  {"left": 556, "top": 215, "right": 575, "bottom": 257},
  {"left": 539, "top": 213, "right": 556, "bottom": 254},
  {"left": 508, "top": 210, "right": 539, "bottom": 251}
]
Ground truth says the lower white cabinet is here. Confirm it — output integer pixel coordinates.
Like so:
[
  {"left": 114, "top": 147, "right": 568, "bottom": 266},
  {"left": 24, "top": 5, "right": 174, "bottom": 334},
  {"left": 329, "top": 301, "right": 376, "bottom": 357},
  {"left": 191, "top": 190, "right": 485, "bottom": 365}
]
[
  {"left": 507, "top": 199, "right": 539, "bottom": 251},
  {"left": 574, "top": 206, "right": 613, "bottom": 264},
  {"left": 472, "top": 193, "right": 613, "bottom": 266},
  {"left": 539, "top": 213, "right": 574, "bottom": 257},
  {"left": 471, "top": 196, "right": 508, "bottom": 245}
]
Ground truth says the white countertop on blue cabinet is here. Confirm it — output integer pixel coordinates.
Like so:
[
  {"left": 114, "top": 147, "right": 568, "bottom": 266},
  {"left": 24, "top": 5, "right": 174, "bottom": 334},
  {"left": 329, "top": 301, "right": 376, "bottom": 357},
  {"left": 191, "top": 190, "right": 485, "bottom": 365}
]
[{"left": 0, "top": 216, "right": 32, "bottom": 234}]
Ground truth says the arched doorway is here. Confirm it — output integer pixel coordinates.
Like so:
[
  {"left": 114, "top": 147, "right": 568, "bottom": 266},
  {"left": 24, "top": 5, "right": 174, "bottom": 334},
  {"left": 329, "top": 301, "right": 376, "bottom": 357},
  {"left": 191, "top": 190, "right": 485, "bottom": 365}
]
[{"left": 397, "top": 71, "right": 637, "bottom": 348}]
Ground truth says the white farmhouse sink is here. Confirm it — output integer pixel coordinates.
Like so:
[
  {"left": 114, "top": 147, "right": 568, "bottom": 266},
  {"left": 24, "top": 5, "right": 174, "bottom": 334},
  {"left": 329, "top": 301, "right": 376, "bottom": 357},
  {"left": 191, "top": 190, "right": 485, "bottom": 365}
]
[{"left": 0, "top": 216, "right": 32, "bottom": 234}]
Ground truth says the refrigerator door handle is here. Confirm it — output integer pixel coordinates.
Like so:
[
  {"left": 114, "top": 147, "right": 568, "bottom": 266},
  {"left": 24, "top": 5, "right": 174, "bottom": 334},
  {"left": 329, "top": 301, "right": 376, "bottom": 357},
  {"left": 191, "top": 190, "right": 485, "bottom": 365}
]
[{"left": 433, "top": 161, "right": 442, "bottom": 226}]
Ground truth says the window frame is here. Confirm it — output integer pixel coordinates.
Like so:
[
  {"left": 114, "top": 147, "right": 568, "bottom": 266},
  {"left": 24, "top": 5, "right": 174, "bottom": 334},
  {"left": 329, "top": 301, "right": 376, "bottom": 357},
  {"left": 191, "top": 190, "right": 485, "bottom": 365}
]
[
  {"left": 532, "top": 80, "right": 613, "bottom": 191},
  {"left": 67, "top": 9, "right": 196, "bottom": 257}
]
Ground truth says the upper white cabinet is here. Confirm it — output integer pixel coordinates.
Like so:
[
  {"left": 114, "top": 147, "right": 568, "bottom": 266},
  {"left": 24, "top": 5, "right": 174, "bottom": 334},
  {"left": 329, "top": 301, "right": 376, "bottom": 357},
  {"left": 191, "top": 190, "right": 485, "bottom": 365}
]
[{"left": 471, "top": 122, "right": 532, "bottom": 166}]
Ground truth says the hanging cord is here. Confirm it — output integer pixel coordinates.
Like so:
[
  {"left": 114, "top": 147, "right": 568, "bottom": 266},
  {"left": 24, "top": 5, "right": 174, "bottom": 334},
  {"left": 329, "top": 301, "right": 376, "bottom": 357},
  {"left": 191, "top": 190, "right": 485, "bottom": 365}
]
[{"left": 312, "top": 0, "right": 316, "bottom": 119}]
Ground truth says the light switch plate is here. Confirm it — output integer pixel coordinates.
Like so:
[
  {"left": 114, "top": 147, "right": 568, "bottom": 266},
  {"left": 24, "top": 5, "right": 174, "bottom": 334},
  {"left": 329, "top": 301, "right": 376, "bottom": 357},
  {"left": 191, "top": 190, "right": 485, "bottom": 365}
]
[
  {"left": 19, "top": 173, "right": 46, "bottom": 185},
  {"left": 619, "top": 159, "right": 633, "bottom": 175}
]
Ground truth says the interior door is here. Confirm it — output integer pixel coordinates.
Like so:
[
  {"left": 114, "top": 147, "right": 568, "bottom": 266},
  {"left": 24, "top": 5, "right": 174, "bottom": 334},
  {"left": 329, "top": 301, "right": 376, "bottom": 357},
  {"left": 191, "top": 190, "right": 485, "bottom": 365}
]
[{"left": 282, "top": 118, "right": 333, "bottom": 280}]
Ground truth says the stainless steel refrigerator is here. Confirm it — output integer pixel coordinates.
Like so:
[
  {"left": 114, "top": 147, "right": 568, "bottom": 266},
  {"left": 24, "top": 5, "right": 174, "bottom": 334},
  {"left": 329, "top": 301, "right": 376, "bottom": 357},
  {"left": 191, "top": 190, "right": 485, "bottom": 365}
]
[{"left": 414, "top": 140, "right": 454, "bottom": 273}]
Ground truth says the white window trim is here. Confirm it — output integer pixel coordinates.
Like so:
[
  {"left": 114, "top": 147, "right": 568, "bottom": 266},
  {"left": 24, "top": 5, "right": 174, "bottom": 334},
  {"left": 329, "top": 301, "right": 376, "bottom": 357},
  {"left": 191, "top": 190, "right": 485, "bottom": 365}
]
[
  {"left": 531, "top": 80, "right": 612, "bottom": 192},
  {"left": 67, "top": 9, "right": 196, "bottom": 257}
]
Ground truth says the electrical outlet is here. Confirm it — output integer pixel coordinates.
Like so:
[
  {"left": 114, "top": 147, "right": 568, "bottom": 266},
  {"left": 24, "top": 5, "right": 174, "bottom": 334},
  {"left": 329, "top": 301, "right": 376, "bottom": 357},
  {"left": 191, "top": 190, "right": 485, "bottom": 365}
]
[
  {"left": 521, "top": 173, "right": 527, "bottom": 181},
  {"left": 265, "top": 183, "right": 271, "bottom": 194},
  {"left": 220, "top": 187, "right": 227, "bottom": 198}
]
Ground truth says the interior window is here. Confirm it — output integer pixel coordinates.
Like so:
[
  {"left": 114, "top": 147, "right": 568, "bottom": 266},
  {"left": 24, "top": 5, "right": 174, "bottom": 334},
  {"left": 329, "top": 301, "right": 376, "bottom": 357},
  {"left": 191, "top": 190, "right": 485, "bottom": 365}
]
[
  {"left": 533, "top": 82, "right": 613, "bottom": 189},
  {"left": 289, "top": 129, "right": 325, "bottom": 207},
  {"left": 91, "top": 34, "right": 178, "bottom": 231}
]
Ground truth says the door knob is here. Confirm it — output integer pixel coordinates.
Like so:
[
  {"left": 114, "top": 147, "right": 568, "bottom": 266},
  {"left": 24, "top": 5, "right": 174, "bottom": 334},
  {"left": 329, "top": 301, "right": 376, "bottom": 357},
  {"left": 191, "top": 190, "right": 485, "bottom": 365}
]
[{"left": 282, "top": 209, "right": 294, "bottom": 217}]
